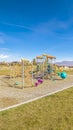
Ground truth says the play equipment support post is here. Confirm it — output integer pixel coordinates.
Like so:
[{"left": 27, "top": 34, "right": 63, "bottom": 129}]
[
  {"left": 9, "top": 62, "right": 11, "bottom": 79},
  {"left": 21, "top": 59, "right": 25, "bottom": 89},
  {"left": 31, "top": 62, "right": 34, "bottom": 86},
  {"left": 42, "top": 58, "right": 44, "bottom": 80}
]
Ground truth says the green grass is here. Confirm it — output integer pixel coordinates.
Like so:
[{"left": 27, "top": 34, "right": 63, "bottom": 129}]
[{"left": 0, "top": 87, "right": 73, "bottom": 130}]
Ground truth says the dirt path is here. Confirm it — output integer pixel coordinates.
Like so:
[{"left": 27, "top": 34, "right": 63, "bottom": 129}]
[{"left": 0, "top": 75, "right": 73, "bottom": 110}]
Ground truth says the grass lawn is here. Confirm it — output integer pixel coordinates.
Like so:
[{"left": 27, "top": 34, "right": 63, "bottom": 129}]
[{"left": 0, "top": 87, "right": 73, "bottom": 130}]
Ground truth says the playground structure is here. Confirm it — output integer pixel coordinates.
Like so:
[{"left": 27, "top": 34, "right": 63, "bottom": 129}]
[
  {"left": 0, "top": 54, "right": 67, "bottom": 89},
  {"left": 8, "top": 58, "right": 34, "bottom": 88},
  {"left": 35, "top": 54, "right": 56, "bottom": 79}
]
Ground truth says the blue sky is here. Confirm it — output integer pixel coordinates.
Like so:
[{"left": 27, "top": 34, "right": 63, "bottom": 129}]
[{"left": 0, "top": 0, "right": 73, "bottom": 62}]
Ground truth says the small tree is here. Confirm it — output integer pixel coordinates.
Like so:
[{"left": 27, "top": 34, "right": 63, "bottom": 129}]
[{"left": 32, "top": 58, "right": 36, "bottom": 65}]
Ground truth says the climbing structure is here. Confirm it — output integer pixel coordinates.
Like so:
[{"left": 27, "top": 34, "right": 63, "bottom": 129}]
[{"left": 35, "top": 54, "right": 56, "bottom": 79}]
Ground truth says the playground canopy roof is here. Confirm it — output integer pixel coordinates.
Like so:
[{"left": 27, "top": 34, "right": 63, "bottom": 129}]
[
  {"left": 21, "top": 58, "right": 30, "bottom": 62},
  {"left": 42, "top": 54, "right": 48, "bottom": 56},
  {"left": 46, "top": 55, "right": 56, "bottom": 59},
  {"left": 36, "top": 54, "right": 56, "bottom": 59},
  {"left": 36, "top": 56, "right": 43, "bottom": 59}
]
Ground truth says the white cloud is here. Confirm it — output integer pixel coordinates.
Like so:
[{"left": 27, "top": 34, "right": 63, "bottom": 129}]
[
  {"left": 0, "top": 54, "right": 10, "bottom": 59},
  {"left": 1, "top": 18, "right": 73, "bottom": 35},
  {"left": 31, "top": 18, "right": 73, "bottom": 35},
  {"left": 56, "top": 57, "right": 73, "bottom": 62},
  {"left": 1, "top": 22, "right": 34, "bottom": 32},
  {"left": 1, "top": 19, "right": 68, "bottom": 34}
]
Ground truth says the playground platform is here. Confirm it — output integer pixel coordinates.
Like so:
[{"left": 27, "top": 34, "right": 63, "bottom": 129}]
[{"left": 0, "top": 75, "right": 73, "bottom": 111}]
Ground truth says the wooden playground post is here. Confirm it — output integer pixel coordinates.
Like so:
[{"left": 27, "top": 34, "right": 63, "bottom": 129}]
[
  {"left": 31, "top": 62, "right": 33, "bottom": 85},
  {"left": 31, "top": 62, "right": 34, "bottom": 86},
  {"left": 42, "top": 58, "right": 44, "bottom": 80},
  {"left": 9, "top": 62, "right": 11, "bottom": 79},
  {"left": 21, "top": 59, "right": 25, "bottom": 89},
  {"left": 53, "top": 57, "right": 56, "bottom": 75}
]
